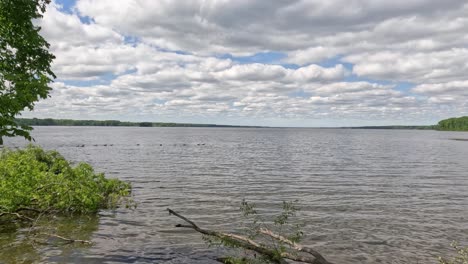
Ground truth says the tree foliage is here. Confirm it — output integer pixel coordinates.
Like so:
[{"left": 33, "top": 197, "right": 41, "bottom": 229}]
[
  {"left": 0, "top": 145, "right": 132, "bottom": 219},
  {"left": 0, "top": 0, "right": 55, "bottom": 144},
  {"left": 437, "top": 116, "right": 468, "bottom": 131}
]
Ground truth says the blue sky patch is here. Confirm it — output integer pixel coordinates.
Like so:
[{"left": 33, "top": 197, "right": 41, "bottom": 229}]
[
  {"left": 288, "top": 90, "right": 311, "bottom": 98},
  {"left": 222, "top": 51, "right": 287, "bottom": 65},
  {"left": 56, "top": 0, "right": 75, "bottom": 14},
  {"left": 60, "top": 72, "right": 124, "bottom": 87},
  {"left": 56, "top": 0, "right": 93, "bottom": 24},
  {"left": 394, "top": 82, "right": 415, "bottom": 92}
]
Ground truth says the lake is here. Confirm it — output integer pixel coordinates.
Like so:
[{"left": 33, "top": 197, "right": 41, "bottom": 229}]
[{"left": 1, "top": 127, "right": 468, "bottom": 263}]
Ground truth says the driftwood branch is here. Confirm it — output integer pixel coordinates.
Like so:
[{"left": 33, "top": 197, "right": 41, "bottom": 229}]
[
  {"left": 0, "top": 207, "right": 49, "bottom": 221},
  {"left": 37, "top": 233, "right": 92, "bottom": 245},
  {"left": 259, "top": 228, "right": 331, "bottom": 263},
  {"left": 16, "top": 207, "right": 43, "bottom": 214},
  {"left": 168, "top": 209, "right": 280, "bottom": 262},
  {"left": 167, "top": 208, "right": 334, "bottom": 264},
  {"left": 0, "top": 211, "right": 35, "bottom": 221}
]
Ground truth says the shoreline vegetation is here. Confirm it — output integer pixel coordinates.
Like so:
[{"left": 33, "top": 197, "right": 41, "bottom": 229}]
[
  {"left": 0, "top": 145, "right": 133, "bottom": 260},
  {"left": 14, "top": 116, "right": 468, "bottom": 131},
  {"left": 0, "top": 145, "right": 133, "bottom": 220}
]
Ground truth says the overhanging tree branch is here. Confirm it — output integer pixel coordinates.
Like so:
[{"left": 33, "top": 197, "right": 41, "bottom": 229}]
[{"left": 0, "top": 0, "right": 55, "bottom": 144}]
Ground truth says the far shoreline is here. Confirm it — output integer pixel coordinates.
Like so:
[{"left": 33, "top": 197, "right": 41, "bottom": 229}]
[{"left": 15, "top": 117, "right": 468, "bottom": 131}]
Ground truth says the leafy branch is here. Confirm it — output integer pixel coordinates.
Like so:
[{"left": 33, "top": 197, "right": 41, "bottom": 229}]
[{"left": 167, "top": 200, "right": 333, "bottom": 264}]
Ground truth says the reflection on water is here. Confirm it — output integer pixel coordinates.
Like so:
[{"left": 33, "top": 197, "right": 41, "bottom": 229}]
[
  {"left": 2, "top": 127, "right": 468, "bottom": 263},
  {"left": 0, "top": 215, "right": 98, "bottom": 263}
]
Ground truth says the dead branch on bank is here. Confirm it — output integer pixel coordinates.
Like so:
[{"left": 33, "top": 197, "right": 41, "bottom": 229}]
[{"left": 167, "top": 208, "right": 334, "bottom": 264}]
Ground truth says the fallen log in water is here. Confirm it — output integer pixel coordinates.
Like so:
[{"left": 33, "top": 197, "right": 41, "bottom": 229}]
[{"left": 167, "top": 208, "right": 334, "bottom": 264}]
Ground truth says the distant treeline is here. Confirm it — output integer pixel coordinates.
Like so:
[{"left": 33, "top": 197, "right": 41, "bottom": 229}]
[
  {"left": 15, "top": 118, "right": 261, "bottom": 128},
  {"left": 347, "top": 125, "right": 435, "bottom": 130},
  {"left": 14, "top": 117, "right": 468, "bottom": 131},
  {"left": 437, "top": 116, "right": 468, "bottom": 131},
  {"left": 347, "top": 116, "right": 468, "bottom": 131}
]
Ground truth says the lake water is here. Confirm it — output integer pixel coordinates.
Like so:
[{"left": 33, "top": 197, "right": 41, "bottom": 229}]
[{"left": 1, "top": 127, "right": 468, "bottom": 263}]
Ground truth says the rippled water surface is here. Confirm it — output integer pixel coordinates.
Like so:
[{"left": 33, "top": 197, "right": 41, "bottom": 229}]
[{"left": 2, "top": 127, "right": 468, "bottom": 263}]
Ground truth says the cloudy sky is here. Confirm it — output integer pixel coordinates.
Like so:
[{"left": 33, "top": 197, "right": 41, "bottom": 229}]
[{"left": 28, "top": 0, "right": 468, "bottom": 126}]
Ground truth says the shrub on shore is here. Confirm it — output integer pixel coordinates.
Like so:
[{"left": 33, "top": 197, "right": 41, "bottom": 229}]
[{"left": 0, "top": 145, "right": 132, "bottom": 219}]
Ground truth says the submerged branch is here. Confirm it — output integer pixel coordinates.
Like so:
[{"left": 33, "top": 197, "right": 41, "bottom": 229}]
[
  {"left": 259, "top": 228, "right": 331, "bottom": 263},
  {"left": 167, "top": 208, "right": 334, "bottom": 264},
  {"left": 37, "top": 233, "right": 92, "bottom": 245},
  {"left": 0, "top": 211, "right": 35, "bottom": 221}
]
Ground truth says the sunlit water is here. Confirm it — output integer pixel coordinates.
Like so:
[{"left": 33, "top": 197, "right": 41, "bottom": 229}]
[{"left": 1, "top": 127, "right": 468, "bottom": 263}]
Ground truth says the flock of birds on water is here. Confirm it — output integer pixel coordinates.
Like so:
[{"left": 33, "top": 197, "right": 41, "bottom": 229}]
[{"left": 75, "top": 143, "right": 206, "bottom": 147}]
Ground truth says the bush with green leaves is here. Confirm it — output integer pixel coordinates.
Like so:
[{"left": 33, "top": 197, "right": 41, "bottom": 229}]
[{"left": 0, "top": 145, "right": 132, "bottom": 218}]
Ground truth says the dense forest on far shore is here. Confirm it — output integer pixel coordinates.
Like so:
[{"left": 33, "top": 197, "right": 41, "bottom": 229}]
[
  {"left": 15, "top": 116, "right": 468, "bottom": 131},
  {"left": 437, "top": 116, "right": 468, "bottom": 131},
  {"left": 345, "top": 116, "right": 468, "bottom": 131},
  {"left": 15, "top": 118, "right": 262, "bottom": 128},
  {"left": 346, "top": 125, "right": 435, "bottom": 130}
]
